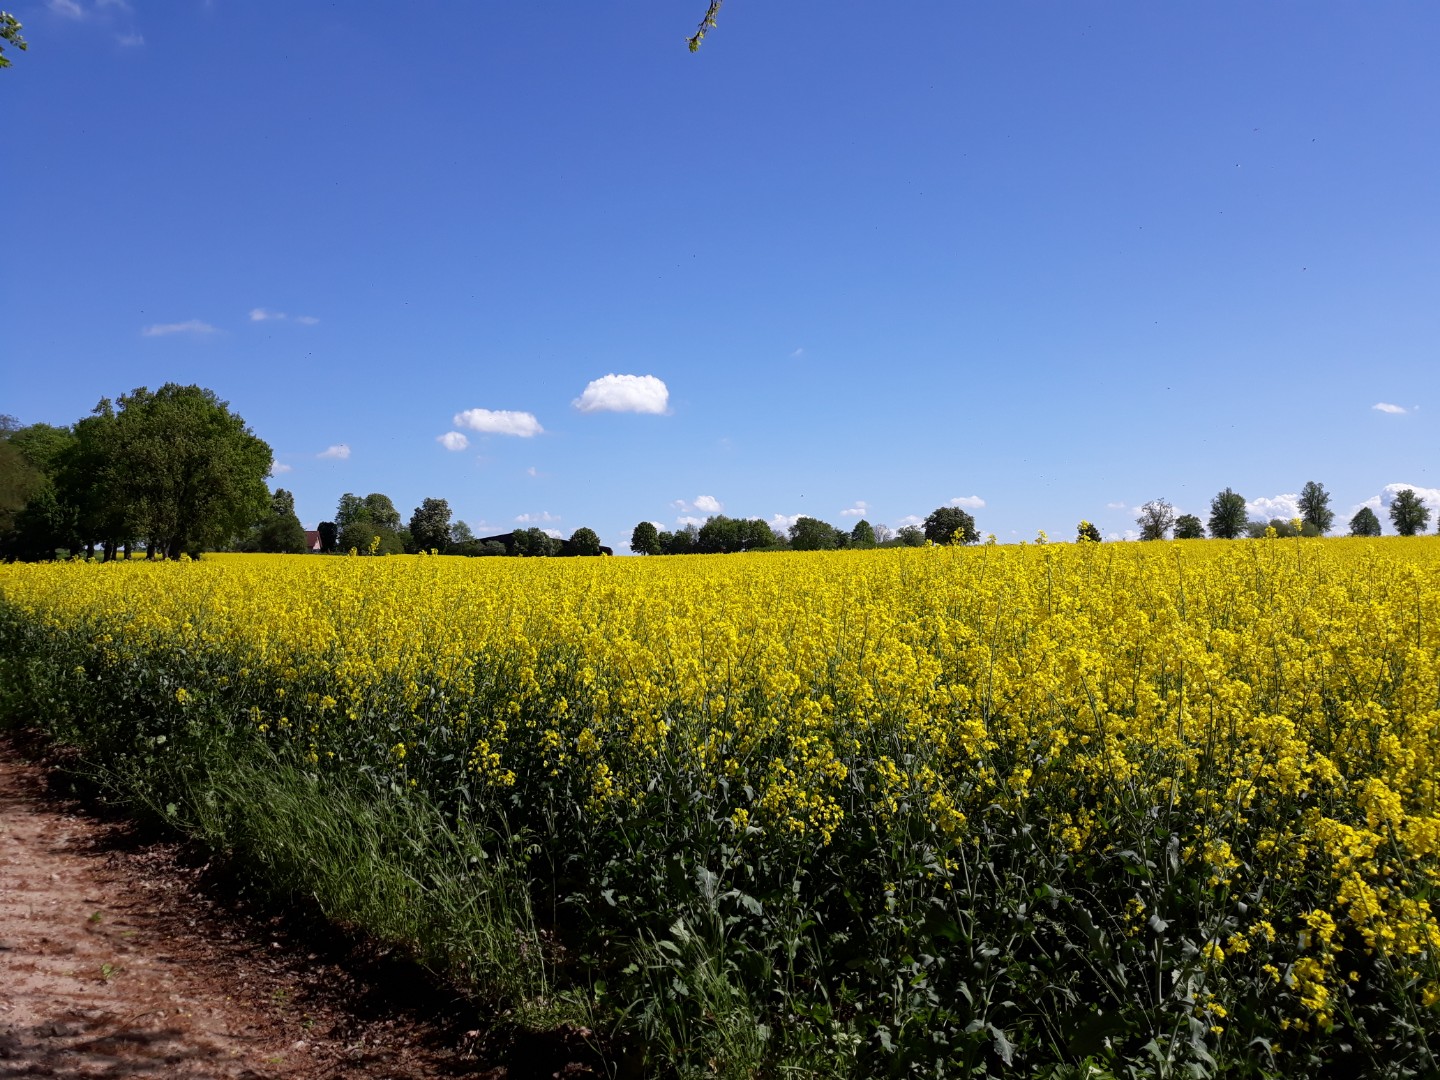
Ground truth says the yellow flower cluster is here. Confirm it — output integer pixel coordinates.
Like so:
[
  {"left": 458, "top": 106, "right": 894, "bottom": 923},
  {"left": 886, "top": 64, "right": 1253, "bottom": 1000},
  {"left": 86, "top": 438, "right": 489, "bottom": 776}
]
[{"left": 4, "top": 535, "right": 1440, "bottom": 1033}]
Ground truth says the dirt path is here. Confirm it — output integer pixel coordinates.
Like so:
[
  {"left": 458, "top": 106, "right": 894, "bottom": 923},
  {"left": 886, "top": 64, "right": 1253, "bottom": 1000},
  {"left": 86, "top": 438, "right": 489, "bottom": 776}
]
[{"left": 0, "top": 739, "right": 599, "bottom": 1079}]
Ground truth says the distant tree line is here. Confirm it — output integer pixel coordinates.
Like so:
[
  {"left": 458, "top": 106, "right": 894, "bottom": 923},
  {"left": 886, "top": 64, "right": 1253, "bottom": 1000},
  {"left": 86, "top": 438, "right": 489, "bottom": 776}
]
[
  {"left": 628, "top": 506, "right": 979, "bottom": 555},
  {"left": 1117, "top": 481, "right": 1432, "bottom": 542}
]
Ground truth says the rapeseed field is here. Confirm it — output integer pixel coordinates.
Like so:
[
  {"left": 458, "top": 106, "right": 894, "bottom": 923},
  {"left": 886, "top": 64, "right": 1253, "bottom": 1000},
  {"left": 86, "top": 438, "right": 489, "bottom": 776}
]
[{"left": 2, "top": 537, "right": 1438, "bottom": 1077}]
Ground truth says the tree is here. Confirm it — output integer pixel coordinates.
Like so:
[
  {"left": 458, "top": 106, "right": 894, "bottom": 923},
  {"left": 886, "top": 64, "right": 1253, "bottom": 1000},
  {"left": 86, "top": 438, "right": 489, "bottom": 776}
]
[
  {"left": 336, "top": 492, "right": 402, "bottom": 531},
  {"left": 1135, "top": 499, "right": 1176, "bottom": 541},
  {"left": 408, "top": 497, "right": 453, "bottom": 553},
  {"left": 687, "top": 0, "right": 722, "bottom": 51},
  {"left": 1076, "top": 520, "right": 1102, "bottom": 543},
  {"left": 631, "top": 520, "right": 662, "bottom": 555},
  {"left": 450, "top": 519, "right": 475, "bottom": 546},
  {"left": 106, "top": 385, "right": 272, "bottom": 558},
  {"left": 850, "top": 519, "right": 877, "bottom": 548},
  {"left": 567, "top": 527, "right": 603, "bottom": 556},
  {"left": 1173, "top": 514, "right": 1205, "bottom": 540},
  {"left": 789, "top": 516, "right": 840, "bottom": 551},
  {"left": 338, "top": 520, "right": 406, "bottom": 555},
  {"left": 252, "top": 488, "right": 307, "bottom": 553},
  {"left": 873, "top": 523, "right": 894, "bottom": 545},
  {"left": 1208, "top": 488, "right": 1247, "bottom": 540},
  {"left": 1297, "top": 481, "right": 1335, "bottom": 535},
  {"left": 513, "top": 527, "right": 561, "bottom": 557},
  {"left": 897, "top": 524, "right": 926, "bottom": 547},
  {"left": 1, "top": 12, "right": 26, "bottom": 69},
  {"left": 1388, "top": 489, "right": 1431, "bottom": 536},
  {"left": 0, "top": 417, "right": 45, "bottom": 539},
  {"left": 318, "top": 521, "right": 339, "bottom": 553},
  {"left": 923, "top": 506, "right": 979, "bottom": 545},
  {"left": 1349, "top": 507, "right": 1382, "bottom": 537}
]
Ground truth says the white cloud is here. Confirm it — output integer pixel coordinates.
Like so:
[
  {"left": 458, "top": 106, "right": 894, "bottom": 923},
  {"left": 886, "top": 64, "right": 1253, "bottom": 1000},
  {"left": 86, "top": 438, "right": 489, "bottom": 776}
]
[
  {"left": 47, "top": 0, "right": 85, "bottom": 17},
  {"left": 268, "top": 461, "right": 293, "bottom": 476},
  {"left": 1108, "top": 529, "right": 1141, "bottom": 542},
  {"left": 116, "top": 31, "right": 143, "bottom": 46},
  {"left": 516, "top": 511, "right": 561, "bottom": 524},
  {"left": 770, "top": 513, "right": 800, "bottom": 530},
  {"left": 526, "top": 466, "right": 539, "bottom": 477},
  {"left": 1106, "top": 501, "right": 1127, "bottom": 510},
  {"left": 790, "top": 347, "right": 805, "bottom": 358},
  {"left": 251, "top": 307, "right": 318, "bottom": 325},
  {"left": 693, "top": 494, "right": 723, "bottom": 514},
  {"left": 840, "top": 501, "right": 869, "bottom": 518},
  {"left": 1380, "top": 483, "right": 1440, "bottom": 510},
  {"left": 896, "top": 514, "right": 923, "bottom": 528},
  {"left": 1246, "top": 493, "right": 1300, "bottom": 521},
  {"left": 949, "top": 495, "right": 986, "bottom": 510},
  {"left": 142, "top": 319, "right": 217, "bottom": 337},
  {"left": 436, "top": 431, "right": 469, "bottom": 452},
  {"left": 318, "top": 444, "right": 350, "bottom": 460},
  {"left": 543, "top": 528, "right": 564, "bottom": 539},
  {"left": 573, "top": 373, "right": 670, "bottom": 415},
  {"left": 454, "top": 408, "right": 543, "bottom": 438},
  {"left": 676, "top": 515, "right": 706, "bottom": 528},
  {"left": 1372, "top": 402, "right": 1408, "bottom": 415}
]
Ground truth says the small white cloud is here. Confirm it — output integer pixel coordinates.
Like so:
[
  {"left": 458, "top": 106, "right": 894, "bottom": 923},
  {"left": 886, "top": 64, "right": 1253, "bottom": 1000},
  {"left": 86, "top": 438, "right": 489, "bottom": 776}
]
[
  {"left": 516, "top": 511, "right": 561, "bottom": 524},
  {"left": 573, "top": 373, "right": 670, "bottom": 415},
  {"left": 840, "top": 501, "right": 869, "bottom": 518},
  {"left": 453, "top": 408, "right": 543, "bottom": 438},
  {"left": 770, "top": 513, "right": 800, "bottom": 530},
  {"left": 790, "top": 347, "right": 805, "bottom": 359},
  {"left": 676, "top": 515, "right": 706, "bottom": 527},
  {"left": 526, "top": 466, "right": 539, "bottom": 477},
  {"left": 293, "top": 315, "right": 320, "bottom": 325},
  {"left": 268, "top": 461, "right": 294, "bottom": 476},
  {"left": 250, "top": 308, "right": 282, "bottom": 321},
  {"left": 437, "top": 431, "right": 469, "bottom": 452},
  {"left": 896, "top": 514, "right": 923, "bottom": 528},
  {"left": 543, "top": 528, "right": 564, "bottom": 539},
  {"left": 116, "top": 31, "right": 143, "bottom": 46},
  {"left": 1246, "top": 493, "right": 1300, "bottom": 521},
  {"left": 1372, "top": 402, "right": 1408, "bottom": 415},
  {"left": 949, "top": 495, "right": 986, "bottom": 510},
  {"left": 1106, "top": 501, "right": 1127, "bottom": 510},
  {"left": 318, "top": 444, "right": 350, "bottom": 460},
  {"left": 693, "top": 494, "right": 723, "bottom": 514},
  {"left": 48, "top": 0, "right": 85, "bottom": 18},
  {"left": 142, "top": 319, "right": 217, "bottom": 337}
]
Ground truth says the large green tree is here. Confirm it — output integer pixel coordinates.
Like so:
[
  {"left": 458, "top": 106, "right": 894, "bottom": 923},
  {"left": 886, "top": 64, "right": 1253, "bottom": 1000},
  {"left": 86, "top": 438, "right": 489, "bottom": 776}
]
[
  {"left": 923, "top": 506, "right": 979, "bottom": 545},
  {"left": 850, "top": 519, "right": 877, "bottom": 548},
  {"left": 566, "top": 527, "right": 603, "bottom": 556},
  {"left": 252, "top": 489, "right": 308, "bottom": 553},
  {"left": 1388, "top": 489, "right": 1431, "bottom": 536},
  {"left": 105, "top": 385, "right": 272, "bottom": 558},
  {"left": 408, "top": 497, "right": 453, "bottom": 553},
  {"left": 1207, "top": 488, "right": 1247, "bottom": 540},
  {"left": 1297, "top": 481, "right": 1335, "bottom": 535},
  {"left": 789, "top": 516, "right": 840, "bottom": 551},
  {"left": 1349, "top": 507, "right": 1382, "bottom": 537},
  {"left": 630, "top": 520, "right": 662, "bottom": 555},
  {"left": 1173, "top": 514, "right": 1205, "bottom": 540}
]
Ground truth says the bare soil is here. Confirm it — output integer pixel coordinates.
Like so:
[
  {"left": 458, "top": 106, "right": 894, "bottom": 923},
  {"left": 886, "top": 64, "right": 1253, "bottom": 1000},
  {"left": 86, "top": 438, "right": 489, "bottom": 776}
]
[{"left": 0, "top": 734, "right": 602, "bottom": 1079}]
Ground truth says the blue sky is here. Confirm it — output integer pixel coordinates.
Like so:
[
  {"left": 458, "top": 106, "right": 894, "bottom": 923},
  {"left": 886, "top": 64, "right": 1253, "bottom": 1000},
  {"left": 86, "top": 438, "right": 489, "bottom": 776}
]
[{"left": 3, "top": 1, "right": 1437, "bottom": 548}]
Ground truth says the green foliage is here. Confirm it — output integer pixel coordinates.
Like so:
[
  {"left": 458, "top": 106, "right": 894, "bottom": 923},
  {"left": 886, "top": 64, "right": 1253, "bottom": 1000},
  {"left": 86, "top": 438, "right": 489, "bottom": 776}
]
[
  {"left": 408, "top": 497, "right": 453, "bottom": 554},
  {"left": 630, "top": 520, "right": 662, "bottom": 556},
  {"left": 317, "top": 521, "right": 339, "bottom": 553},
  {"left": 897, "top": 524, "right": 926, "bottom": 547},
  {"left": 686, "top": 0, "right": 722, "bottom": 51},
  {"left": 1173, "top": 514, "right": 1205, "bottom": 540},
  {"left": 1388, "top": 489, "right": 1431, "bottom": 537},
  {"left": 1298, "top": 481, "right": 1335, "bottom": 535},
  {"left": 1076, "top": 520, "right": 1102, "bottom": 544},
  {"left": 0, "top": 12, "right": 26, "bottom": 69},
  {"left": 1349, "top": 506, "right": 1383, "bottom": 537},
  {"left": 449, "top": 519, "right": 475, "bottom": 546},
  {"left": 660, "top": 524, "right": 699, "bottom": 555},
  {"left": 566, "top": 527, "right": 603, "bottom": 556},
  {"left": 1208, "top": 488, "right": 1248, "bottom": 540},
  {"left": 696, "top": 515, "right": 777, "bottom": 554},
  {"left": 849, "top": 519, "right": 877, "bottom": 548},
  {"left": 924, "top": 506, "right": 979, "bottom": 545},
  {"left": 513, "top": 527, "right": 561, "bottom": 557},
  {"left": 1135, "top": 498, "right": 1176, "bottom": 541},
  {"left": 247, "top": 489, "right": 308, "bottom": 554},
  {"left": 788, "top": 516, "right": 840, "bottom": 551},
  {"left": 338, "top": 521, "right": 406, "bottom": 555}
]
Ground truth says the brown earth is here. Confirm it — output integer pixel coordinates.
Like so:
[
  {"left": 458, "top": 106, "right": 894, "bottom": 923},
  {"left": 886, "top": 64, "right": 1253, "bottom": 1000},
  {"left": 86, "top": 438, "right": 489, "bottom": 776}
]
[{"left": 0, "top": 735, "right": 602, "bottom": 1079}]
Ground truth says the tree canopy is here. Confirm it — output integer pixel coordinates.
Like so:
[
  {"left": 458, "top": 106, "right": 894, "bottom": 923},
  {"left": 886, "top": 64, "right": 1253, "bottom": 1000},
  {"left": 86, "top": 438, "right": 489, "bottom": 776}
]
[
  {"left": 1349, "top": 507, "right": 1382, "bottom": 537},
  {"left": 1297, "top": 481, "right": 1335, "bottom": 535},
  {"left": 1208, "top": 488, "right": 1247, "bottom": 540},
  {"left": 1388, "top": 489, "right": 1431, "bottom": 536},
  {"left": 923, "top": 506, "right": 979, "bottom": 545},
  {"left": 0, "top": 12, "right": 26, "bottom": 69},
  {"left": 1136, "top": 499, "right": 1176, "bottom": 541}
]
